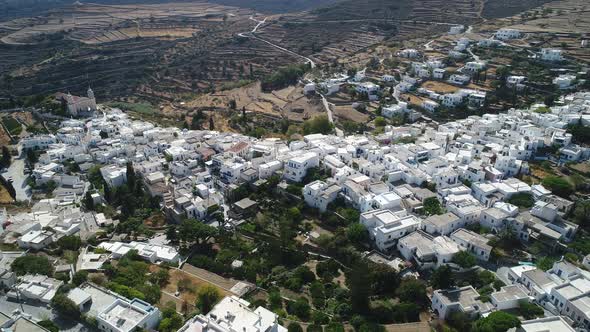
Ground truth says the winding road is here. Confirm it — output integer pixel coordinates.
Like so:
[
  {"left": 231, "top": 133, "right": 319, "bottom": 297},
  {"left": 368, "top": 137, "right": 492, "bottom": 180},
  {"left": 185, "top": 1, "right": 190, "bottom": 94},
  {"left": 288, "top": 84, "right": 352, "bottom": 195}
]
[
  {"left": 238, "top": 16, "right": 347, "bottom": 135},
  {"left": 238, "top": 16, "right": 316, "bottom": 68}
]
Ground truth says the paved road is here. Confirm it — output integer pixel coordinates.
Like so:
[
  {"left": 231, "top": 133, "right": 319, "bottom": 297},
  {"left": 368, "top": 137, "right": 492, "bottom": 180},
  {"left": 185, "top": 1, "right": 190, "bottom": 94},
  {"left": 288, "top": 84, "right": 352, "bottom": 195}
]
[{"left": 1, "top": 158, "right": 31, "bottom": 202}]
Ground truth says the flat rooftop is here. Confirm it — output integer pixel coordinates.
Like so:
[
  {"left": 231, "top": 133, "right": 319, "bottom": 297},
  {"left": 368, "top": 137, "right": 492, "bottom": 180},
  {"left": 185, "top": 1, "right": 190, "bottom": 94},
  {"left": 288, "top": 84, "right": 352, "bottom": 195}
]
[{"left": 100, "top": 301, "right": 147, "bottom": 332}]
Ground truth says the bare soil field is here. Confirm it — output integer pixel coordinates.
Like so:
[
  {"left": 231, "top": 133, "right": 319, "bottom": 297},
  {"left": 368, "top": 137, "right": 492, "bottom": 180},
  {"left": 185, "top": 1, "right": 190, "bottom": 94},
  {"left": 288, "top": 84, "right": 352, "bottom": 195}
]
[
  {"left": 0, "top": 184, "right": 14, "bottom": 204},
  {"left": 478, "top": 0, "right": 590, "bottom": 62},
  {"left": 0, "top": 125, "right": 11, "bottom": 146},
  {"left": 158, "top": 266, "right": 232, "bottom": 312},
  {"left": 422, "top": 81, "right": 461, "bottom": 94},
  {"left": 0, "top": 2, "right": 305, "bottom": 103},
  {"left": 332, "top": 105, "right": 370, "bottom": 123},
  {"left": 187, "top": 82, "right": 326, "bottom": 123},
  {"left": 0, "top": 2, "right": 245, "bottom": 45}
]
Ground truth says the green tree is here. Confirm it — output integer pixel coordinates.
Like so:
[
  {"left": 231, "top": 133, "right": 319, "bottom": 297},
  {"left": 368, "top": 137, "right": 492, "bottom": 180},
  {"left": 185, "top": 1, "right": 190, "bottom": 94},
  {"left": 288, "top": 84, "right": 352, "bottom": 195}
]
[
  {"left": 83, "top": 191, "right": 95, "bottom": 210},
  {"left": 11, "top": 255, "right": 54, "bottom": 276},
  {"left": 447, "top": 311, "right": 471, "bottom": 331},
  {"left": 288, "top": 322, "right": 303, "bottom": 332},
  {"left": 423, "top": 197, "right": 443, "bottom": 215},
  {"left": 51, "top": 293, "right": 80, "bottom": 319},
  {"left": 452, "top": 251, "right": 477, "bottom": 268},
  {"left": 72, "top": 271, "right": 88, "bottom": 286},
  {"left": 567, "top": 121, "right": 590, "bottom": 144},
  {"left": 158, "top": 305, "right": 184, "bottom": 332},
  {"left": 472, "top": 311, "right": 520, "bottom": 332},
  {"left": 325, "top": 322, "right": 345, "bottom": 332},
  {"left": 57, "top": 235, "right": 82, "bottom": 251},
  {"left": 126, "top": 162, "right": 136, "bottom": 191},
  {"left": 261, "top": 64, "right": 308, "bottom": 91},
  {"left": 309, "top": 281, "right": 326, "bottom": 308},
  {"left": 25, "top": 148, "right": 38, "bottom": 165},
  {"left": 37, "top": 320, "right": 59, "bottom": 332},
  {"left": 542, "top": 176, "right": 574, "bottom": 197},
  {"left": 573, "top": 200, "right": 590, "bottom": 226},
  {"left": 396, "top": 278, "right": 427, "bottom": 307},
  {"left": 518, "top": 300, "right": 544, "bottom": 319},
  {"left": 347, "top": 223, "right": 368, "bottom": 244},
  {"left": 196, "top": 285, "right": 221, "bottom": 314},
  {"left": 166, "top": 225, "right": 178, "bottom": 243},
  {"left": 348, "top": 262, "right": 370, "bottom": 314},
  {"left": 0, "top": 146, "right": 11, "bottom": 168},
  {"left": 303, "top": 115, "right": 334, "bottom": 135},
  {"left": 288, "top": 297, "right": 311, "bottom": 320},
  {"left": 179, "top": 219, "right": 218, "bottom": 245},
  {"left": 192, "top": 110, "right": 204, "bottom": 129},
  {"left": 369, "top": 263, "right": 400, "bottom": 296},
  {"left": 507, "top": 193, "right": 534, "bottom": 208},
  {"left": 374, "top": 116, "right": 387, "bottom": 127},
  {"left": 431, "top": 265, "right": 455, "bottom": 289},
  {"left": 268, "top": 290, "right": 282, "bottom": 309}
]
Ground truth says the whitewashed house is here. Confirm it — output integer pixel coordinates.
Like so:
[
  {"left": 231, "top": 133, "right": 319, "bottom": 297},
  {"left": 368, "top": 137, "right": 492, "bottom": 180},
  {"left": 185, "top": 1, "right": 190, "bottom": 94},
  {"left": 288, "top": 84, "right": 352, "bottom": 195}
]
[
  {"left": 541, "top": 48, "right": 564, "bottom": 62},
  {"left": 284, "top": 152, "right": 319, "bottom": 183},
  {"left": 303, "top": 180, "right": 340, "bottom": 213},
  {"left": 495, "top": 28, "right": 521, "bottom": 40}
]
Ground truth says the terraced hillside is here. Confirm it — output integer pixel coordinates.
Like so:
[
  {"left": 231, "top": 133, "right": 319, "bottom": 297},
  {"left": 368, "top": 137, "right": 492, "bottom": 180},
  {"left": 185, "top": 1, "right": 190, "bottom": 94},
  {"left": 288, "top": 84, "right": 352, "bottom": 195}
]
[
  {"left": 0, "top": 0, "right": 566, "bottom": 104},
  {"left": 0, "top": 2, "right": 303, "bottom": 101}
]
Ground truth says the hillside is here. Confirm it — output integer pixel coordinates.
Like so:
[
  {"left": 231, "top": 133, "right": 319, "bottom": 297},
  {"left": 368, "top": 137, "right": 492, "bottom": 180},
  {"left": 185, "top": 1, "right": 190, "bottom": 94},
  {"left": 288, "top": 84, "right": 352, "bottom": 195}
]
[{"left": 207, "top": 0, "right": 343, "bottom": 13}]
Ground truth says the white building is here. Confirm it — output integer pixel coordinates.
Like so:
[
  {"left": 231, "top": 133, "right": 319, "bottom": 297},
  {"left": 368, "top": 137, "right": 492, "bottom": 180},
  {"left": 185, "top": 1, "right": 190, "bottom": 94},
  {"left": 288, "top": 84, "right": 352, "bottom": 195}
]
[
  {"left": 507, "top": 75, "right": 527, "bottom": 90},
  {"left": 519, "top": 316, "right": 576, "bottom": 332},
  {"left": 19, "top": 135, "right": 57, "bottom": 151},
  {"left": 433, "top": 68, "right": 446, "bottom": 79},
  {"left": 422, "top": 100, "right": 440, "bottom": 112},
  {"left": 361, "top": 210, "right": 421, "bottom": 252},
  {"left": 541, "top": 48, "right": 564, "bottom": 62},
  {"left": 258, "top": 160, "right": 282, "bottom": 179},
  {"left": 549, "top": 274, "right": 590, "bottom": 329},
  {"left": 495, "top": 28, "right": 521, "bottom": 40},
  {"left": 450, "top": 228, "right": 492, "bottom": 261},
  {"left": 490, "top": 284, "right": 530, "bottom": 310},
  {"left": 449, "top": 25, "right": 464, "bottom": 35},
  {"left": 553, "top": 74, "right": 577, "bottom": 89},
  {"left": 10, "top": 274, "right": 63, "bottom": 303},
  {"left": 448, "top": 74, "right": 471, "bottom": 85},
  {"left": 56, "top": 87, "right": 97, "bottom": 116},
  {"left": 397, "top": 230, "right": 460, "bottom": 269},
  {"left": 284, "top": 152, "right": 319, "bottom": 183},
  {"left": 97, "top": 298, "right": 160, "bottom": 332},
  {"left": 431, "top": 286, "right": 493, "bottom": 319},
  {"left": 178, "top": 296, "right": 287, "bottom": 332},
  {"left": 398, "top": 49, "right": 420, "bottom": 58},
  {"left": 355, "top": 82, "right": 380, "bottom": 100},
  {"left": 464, "top": 61, "right": 486, "bottom": 73},
  {"left": 98, "top": 241, "right": 180, "bottom": 264},
  {"left": 16, "top": 230, "right": 54, "bottom": 250},
  {"left": 100, "top": 165, "right": 127, "bottom": 188},
  {"left": 303, "top": 180, "right": 340, "bottom": 213},
  {"left": 422, "top": 212, "right": 463, "bottom": 236}
]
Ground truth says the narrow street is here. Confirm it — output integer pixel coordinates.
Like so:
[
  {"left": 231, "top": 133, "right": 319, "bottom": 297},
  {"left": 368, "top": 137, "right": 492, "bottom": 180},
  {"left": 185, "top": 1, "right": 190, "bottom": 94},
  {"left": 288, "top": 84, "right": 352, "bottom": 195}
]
[{"left": 1, "top": 157, "right": 31, "bottom": 203}]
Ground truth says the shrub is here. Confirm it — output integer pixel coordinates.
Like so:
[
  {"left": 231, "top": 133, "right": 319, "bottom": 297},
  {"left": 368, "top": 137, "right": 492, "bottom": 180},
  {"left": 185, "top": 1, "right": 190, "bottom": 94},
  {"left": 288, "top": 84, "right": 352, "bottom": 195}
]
[
  {"left": 288, "top": 322, "right": 303, "bottom": 332},
  {"left": 51, "top": 293, "right": 80, "bottom": 320},
  {"left": 542, "top": 176, "right": 574, "bottom": 197},
  {"left": 518, "top": 300, "right": 544, "bottom": 319},
  {"left": 452, "top": 251, "right": 477, "bottom": 268},
  {"left": 507, "top": 193, "right": 534, "bottom": 208},
  {"left": 11, "top": 255, "right": 54, "bottom": 276},
  {"left": 196, "top": 285, "right": 221, "bottom": 314}
]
